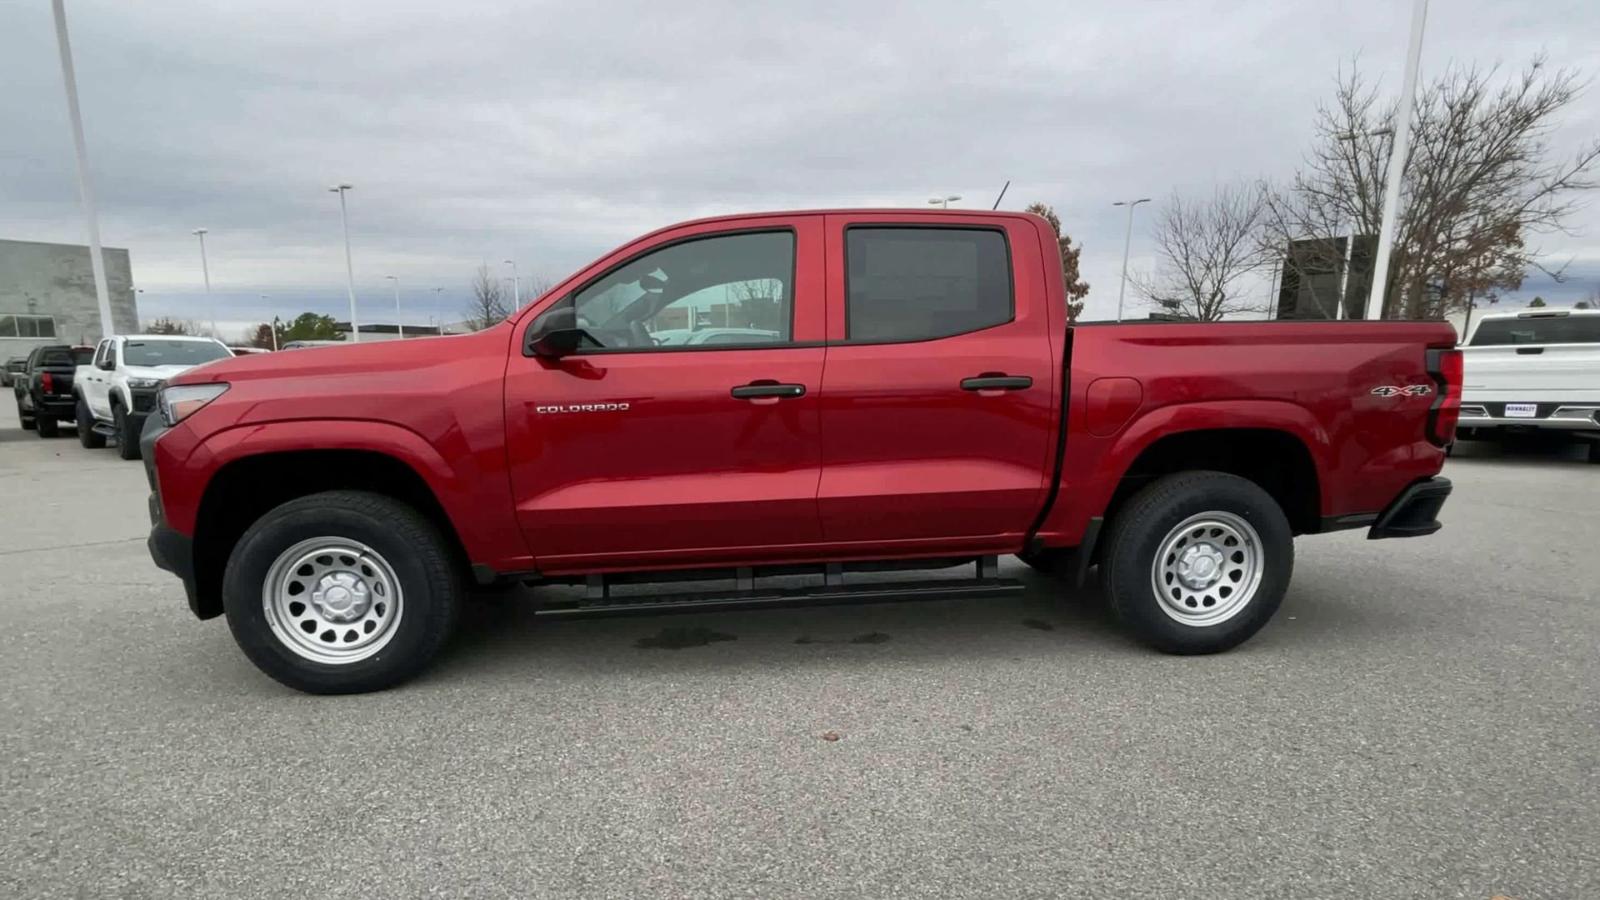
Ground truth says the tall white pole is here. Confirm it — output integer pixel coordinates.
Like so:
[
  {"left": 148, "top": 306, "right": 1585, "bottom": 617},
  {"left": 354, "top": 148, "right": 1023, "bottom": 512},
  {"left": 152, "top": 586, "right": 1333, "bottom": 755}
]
[
  {"left": 386, "top": 275, "right": 403, "bottom": 339},
  {"left": 1114, "top": 198, "right": 1150, "bottom": 322},
  {"left": 504, "top": 259, "right": 519, "bottom": 309},
  {"left": 51, "top": 0, "right": 115, "bottom": 340},
  {"left": 193, "top": 228, "right": 217, "bottom": 337},
  {"left": 330, "top": 184, "right": 360, "bottom": 341},
  {"left": 1366, "top": 0, "right": 1430, "bottom": 321}
]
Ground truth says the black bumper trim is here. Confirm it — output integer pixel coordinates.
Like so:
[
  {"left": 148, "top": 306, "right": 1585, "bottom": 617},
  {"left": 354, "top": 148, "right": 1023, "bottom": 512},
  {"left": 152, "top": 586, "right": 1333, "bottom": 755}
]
[
  {"left": 147, "top": 523, "right": 214, "bottom": 619},
  {"left": 1367, "top": 477, "right": 1452, "bottom": 540}
]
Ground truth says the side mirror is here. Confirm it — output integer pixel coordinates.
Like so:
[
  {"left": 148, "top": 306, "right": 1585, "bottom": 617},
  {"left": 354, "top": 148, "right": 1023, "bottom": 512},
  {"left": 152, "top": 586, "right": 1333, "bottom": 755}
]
[
  {"left": 98, "top": 357, "right": 115, "bottom": 371},
  {"left": 525, "top": 305, "right": 594, "bottom": 358}
]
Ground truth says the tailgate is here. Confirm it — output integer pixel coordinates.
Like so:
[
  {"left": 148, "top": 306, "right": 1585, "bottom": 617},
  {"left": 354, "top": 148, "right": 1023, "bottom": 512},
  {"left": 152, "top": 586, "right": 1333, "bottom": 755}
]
[{"left": 1461, "top": 344, "right": 1600, "bottom": 396}]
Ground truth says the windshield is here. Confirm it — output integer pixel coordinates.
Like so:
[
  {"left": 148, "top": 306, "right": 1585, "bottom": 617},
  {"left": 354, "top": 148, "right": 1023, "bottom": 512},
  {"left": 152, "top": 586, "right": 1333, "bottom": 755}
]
[
  {"left": 123, "top": 340, "right": 231, "bottom": 367},
  {"left": 1470, "top": 315, "right": 1600, "bottom": 346}
]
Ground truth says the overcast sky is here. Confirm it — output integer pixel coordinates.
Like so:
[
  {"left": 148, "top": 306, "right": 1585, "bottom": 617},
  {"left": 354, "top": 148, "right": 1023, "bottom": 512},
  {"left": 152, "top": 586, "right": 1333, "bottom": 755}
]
[{"left": 4, "top": 0, "right": 1598, "bottom": 339}]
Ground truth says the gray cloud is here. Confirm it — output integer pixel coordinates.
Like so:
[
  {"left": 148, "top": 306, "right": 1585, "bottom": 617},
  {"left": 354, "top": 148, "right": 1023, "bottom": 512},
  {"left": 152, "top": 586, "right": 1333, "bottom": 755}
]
[{"left": 4, "top": 0, "right": 1598, "bottom": 331}]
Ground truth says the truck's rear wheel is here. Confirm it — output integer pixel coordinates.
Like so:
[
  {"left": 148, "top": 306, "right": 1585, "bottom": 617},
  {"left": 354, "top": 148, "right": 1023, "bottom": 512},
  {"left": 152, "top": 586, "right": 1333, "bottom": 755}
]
[
  {"left": 75, "top": 396, "right": 105, "bottom": 448},
  {"left": 222, "top": 490, "right": 462, "bottom": 694},
  {"left": 1102, "top": 471, "right": 1293, "bottom": 654},
  {"left": 36, "top": 413, "right": 60, "bottom": 437}
]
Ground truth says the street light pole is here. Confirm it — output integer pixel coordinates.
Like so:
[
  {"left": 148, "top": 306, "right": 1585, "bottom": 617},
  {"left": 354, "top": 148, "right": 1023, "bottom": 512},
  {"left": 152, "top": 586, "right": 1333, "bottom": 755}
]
[
  {"left": 192, "top": 228, "right": 217, "bottom": 337},
  {"left": 51, "top": 0, "right": 115, "bottom": 340},
  {"left": 260, "top": 296, "right": 278, "bottom": 350},
  {"left": 504, "top": 259, "right": 519, "bottom": 309},
  {"left": 385, "top": 275, "right": 403, "bottom": 339},
  {"left": 1113, "top": 197, "right": 1151, "bottom": 322},
  {"left": 927, "top": 195, "right": 961, "bottom": 209},
  {"left": 1367, "top": 0, "right": 1430, "bottom": 320},
  {"left": 329, "top": 183, "right": 359, "bottom": 341}
]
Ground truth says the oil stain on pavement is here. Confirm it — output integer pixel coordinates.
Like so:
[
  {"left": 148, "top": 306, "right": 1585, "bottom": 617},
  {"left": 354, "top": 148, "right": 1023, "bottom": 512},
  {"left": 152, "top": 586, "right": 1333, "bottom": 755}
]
[{"left": 635, "top": 626, "right": 737, "bottom": 650}]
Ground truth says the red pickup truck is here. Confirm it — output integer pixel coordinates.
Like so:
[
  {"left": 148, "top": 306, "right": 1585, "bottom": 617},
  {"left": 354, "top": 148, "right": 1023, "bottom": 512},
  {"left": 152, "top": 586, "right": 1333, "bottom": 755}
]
[{"left": 142, "top": 209, "right": 1459, "bottom": 693}]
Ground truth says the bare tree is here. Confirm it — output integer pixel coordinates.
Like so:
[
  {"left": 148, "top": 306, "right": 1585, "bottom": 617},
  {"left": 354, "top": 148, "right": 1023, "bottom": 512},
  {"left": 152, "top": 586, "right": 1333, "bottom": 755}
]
[
  {"left": 1134, "top": 184, "right": 1269, "bottom": 321},
  {"left": 463, "top": 264, "right": 509, "bottom": 331},
  {"left": 1024, "top": 202, "right": 1090, "bottom": 321},
  {"left": 1264, "top": 57, "right": 1600, "bottom": 319},
  {"left": 145, "top": 316, "right": 197, "bottom": 335}
]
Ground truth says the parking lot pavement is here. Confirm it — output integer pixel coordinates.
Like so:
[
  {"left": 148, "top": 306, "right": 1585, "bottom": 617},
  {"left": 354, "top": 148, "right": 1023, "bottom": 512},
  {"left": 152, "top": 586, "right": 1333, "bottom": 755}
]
[{"left": 1, "top": 404, "right": 1596, "bottom": 900}]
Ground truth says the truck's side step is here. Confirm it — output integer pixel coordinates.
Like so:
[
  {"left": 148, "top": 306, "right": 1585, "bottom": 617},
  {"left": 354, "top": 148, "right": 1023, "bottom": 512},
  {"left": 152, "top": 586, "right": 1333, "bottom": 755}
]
[
  {"left": 533, "top": 556, "right": 1023, "bottom": 619},
  {"left": 91, "top": 422, "right": 118, "bottom": 438}
]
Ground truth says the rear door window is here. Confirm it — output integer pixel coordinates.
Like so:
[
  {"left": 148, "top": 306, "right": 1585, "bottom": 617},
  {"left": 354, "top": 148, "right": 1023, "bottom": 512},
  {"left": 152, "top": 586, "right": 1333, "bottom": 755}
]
[{"left": 844, "top": 227, "right": 1013, "bottom": 342}]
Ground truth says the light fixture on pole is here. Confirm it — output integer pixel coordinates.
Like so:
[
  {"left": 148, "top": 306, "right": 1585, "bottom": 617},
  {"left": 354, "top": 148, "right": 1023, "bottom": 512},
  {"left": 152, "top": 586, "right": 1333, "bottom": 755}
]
[
  {"left": 927, "top": 195, "right": 961, "bottom": 209},
  {"left": 1113, "top": 198, "right": 1152, "bottom": 322},
  {"left": 50, "top": 0, "right": 115, "bottom": 341},
  {"left": 328, "top": 183, "right": 360, "bottom": 342},
  {"left": 504, "top": 259, "right": 519, "bottom": 309},
  {"left": 385, "top": 275, "right": 403, "bottom": 339},
  {"left": 1367, "top": 0, "right": 1431, "bottom": 321},
  {"left": 191, "top": 228, "right": 219, "bottom": 338}
]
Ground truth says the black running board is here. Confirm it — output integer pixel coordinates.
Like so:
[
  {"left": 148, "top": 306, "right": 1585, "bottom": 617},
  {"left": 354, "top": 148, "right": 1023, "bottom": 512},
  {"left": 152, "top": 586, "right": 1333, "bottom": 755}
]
[{"left": 533, "top": 556, "right": 1024, "bottom": 619}]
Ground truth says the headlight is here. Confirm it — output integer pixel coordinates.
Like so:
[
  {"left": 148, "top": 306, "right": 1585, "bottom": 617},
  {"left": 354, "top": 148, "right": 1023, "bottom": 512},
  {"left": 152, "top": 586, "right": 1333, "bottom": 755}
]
[
  {"left": 127, "top": 377, "right": 166, "bottom": 389},
  {"left": 157, "top": 383, "right": 229, "bottom": 427}
]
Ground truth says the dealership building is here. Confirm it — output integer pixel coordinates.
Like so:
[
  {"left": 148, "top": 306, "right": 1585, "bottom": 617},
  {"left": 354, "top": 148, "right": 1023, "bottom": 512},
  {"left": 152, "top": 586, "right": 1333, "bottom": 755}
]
[{"left": 0, "top": 238, "right": 140, "bottom": 356}]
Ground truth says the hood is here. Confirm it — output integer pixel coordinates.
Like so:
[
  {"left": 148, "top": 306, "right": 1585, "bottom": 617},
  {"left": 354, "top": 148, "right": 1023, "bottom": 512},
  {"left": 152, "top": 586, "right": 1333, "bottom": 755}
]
[{"left": 125, "top": 364, "right": 200, "bottom": 381}]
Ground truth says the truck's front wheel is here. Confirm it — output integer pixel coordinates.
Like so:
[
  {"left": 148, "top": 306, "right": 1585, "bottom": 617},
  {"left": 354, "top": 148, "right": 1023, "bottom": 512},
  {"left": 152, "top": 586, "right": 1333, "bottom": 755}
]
[
  {"left": 222, "top": 491, "right": 462, "bottom": 694},
  {"left": 1101, "top": 472, "right": 1293, "bottom": 654}
]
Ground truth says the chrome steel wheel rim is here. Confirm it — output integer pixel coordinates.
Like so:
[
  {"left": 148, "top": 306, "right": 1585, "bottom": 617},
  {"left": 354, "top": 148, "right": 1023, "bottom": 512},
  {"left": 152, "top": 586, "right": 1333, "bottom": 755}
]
[
  {"left": 1151, "top": 511, "right": 1263, "bottom": 627},
  {"left": 262, "top": 537, "right": 403, "bottom": 664}
]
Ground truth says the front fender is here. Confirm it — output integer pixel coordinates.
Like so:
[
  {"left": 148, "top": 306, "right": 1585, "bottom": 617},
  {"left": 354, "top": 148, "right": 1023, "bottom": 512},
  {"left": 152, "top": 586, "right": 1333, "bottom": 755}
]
[{"left": 154, "top": 417, "right": 533, "bottom": 571}]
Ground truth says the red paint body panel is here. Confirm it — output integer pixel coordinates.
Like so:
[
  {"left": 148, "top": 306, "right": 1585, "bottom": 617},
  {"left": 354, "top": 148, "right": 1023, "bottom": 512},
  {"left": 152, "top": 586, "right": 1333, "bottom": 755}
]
[{"left": 154, "top": 208, "right": 1453, "bottom": 585}]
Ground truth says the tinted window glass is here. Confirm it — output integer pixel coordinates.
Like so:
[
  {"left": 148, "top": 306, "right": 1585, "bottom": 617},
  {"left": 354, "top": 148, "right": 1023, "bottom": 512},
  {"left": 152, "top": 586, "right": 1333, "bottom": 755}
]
[
  {"left": 122, "top": 340, "right": 232, "bottom": 366},
  {"left": 845, "top": 228, "right": 1012, "bottom": 342},
  {"left": 566, "top": 231, "right": 794, "bottom": 350},
  {"left": 38, "top": 348, "right": 91, "bottom": 367},
  {"left": 1470, "top": 315, "right": 1600, "bottom": 345}
]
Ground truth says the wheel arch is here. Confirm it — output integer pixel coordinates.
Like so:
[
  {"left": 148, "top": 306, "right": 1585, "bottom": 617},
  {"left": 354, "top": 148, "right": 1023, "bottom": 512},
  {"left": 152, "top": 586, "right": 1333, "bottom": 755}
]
[{"left": 188, "top": 447, "right": 473, "bottom": 619}]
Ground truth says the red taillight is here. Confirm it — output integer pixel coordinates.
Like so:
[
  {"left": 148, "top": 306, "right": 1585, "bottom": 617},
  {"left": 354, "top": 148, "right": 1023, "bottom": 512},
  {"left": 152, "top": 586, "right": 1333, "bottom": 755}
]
[
  {"left": 41, "top": 372, "right": 53, "bottom": 393},
  {"left": 1426, "top": 348, "right": 1462, "bottom": 446}
]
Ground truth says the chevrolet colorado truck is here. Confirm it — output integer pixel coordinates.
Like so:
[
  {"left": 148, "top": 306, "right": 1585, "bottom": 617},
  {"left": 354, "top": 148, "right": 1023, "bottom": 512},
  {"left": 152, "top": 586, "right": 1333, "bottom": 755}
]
[
  {"left": 74, "top": 334, "right": 233, "bottom": 460},
  {"left": 13, "top": 344, "right": 94, "bottom": 436},
  {"left": 142, "top": 210, "right": 1460, "bottom": 694},
  {"left": 1458, "top": 308, "right": 1600, "bottom": 462}
]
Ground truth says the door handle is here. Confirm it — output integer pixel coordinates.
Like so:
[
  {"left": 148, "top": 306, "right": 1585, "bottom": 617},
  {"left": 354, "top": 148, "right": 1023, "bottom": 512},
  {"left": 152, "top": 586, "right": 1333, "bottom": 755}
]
[
  {"left": 961, "top": 374, "right": 1032, "bottom": 392},
  {"left": 730, "top": 381, "right": 806, "bottom": 400}
]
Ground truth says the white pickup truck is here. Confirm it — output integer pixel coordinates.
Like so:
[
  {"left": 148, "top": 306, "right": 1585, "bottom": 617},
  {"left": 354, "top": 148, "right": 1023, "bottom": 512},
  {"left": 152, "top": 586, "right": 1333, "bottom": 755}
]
[
  {"left": 1458, "top": 308, "right": 1600, "bottom": 462},
  {"left": 73, "top": 334, "right": 233, "bottom": 459}
]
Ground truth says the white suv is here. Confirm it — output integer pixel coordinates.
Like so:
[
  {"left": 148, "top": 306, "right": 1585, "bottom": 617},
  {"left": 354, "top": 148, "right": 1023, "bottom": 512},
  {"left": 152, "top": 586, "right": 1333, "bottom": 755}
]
[
  {"left": 1459, "top": 308, "right": 1600, "bottom": 462},
  {"left": 74, "top": 334, "right": 233, "bottom": 459}
]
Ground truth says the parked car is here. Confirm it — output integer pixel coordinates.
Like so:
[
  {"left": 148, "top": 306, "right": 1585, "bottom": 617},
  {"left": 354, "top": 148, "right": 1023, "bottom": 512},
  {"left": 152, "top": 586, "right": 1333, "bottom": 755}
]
[
  {"left": 141, "top": 209, "right": 1460, "bottom": 694},
  {"left": 280, "top": 340, "right": 345, "bottom": 350},
  {"left": 73, "top": 334, "right": 232, "bottom": 459},
  {"left": 651, "top": 327, "right": 782, "bottom": 346},
  {"left": 12, "top": 344, "right": 94, "bottom": 436},
  {"left": 2, "top": 356, "right": 25, "bottom": 388},
  {"left": 227, "top": 346, "right": 271, "bottom": 356},
  {"left": 1458, "top": 308, "right": 1600, "bottom": 461}
]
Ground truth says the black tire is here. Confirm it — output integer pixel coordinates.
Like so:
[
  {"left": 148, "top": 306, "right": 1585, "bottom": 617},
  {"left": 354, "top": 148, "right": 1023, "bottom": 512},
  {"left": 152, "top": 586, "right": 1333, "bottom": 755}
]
[
  {"left": 37, "top": 414, "right": 60, "bottom": 438},
  {"left": 76, "top": 396, "right": 105, "bottom": 448},
  {"left": 17, "top": 397, "right": 36, "bottom": 430},
  {"left": 1101, "top": 471, "right": 1293, "bottom": 655},
  {"left": 1587, "top": 441, "right": 1600, "bottom": 465},
  {"left": 114, "top": 401, "right": 141, "bottom": 460},
  {"left": 222, "top": 490, "right": 463, "bottom": 694}
]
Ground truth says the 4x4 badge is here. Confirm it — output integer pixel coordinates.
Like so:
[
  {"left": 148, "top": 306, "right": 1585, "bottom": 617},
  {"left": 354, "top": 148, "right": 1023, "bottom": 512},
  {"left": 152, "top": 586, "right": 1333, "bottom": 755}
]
[{"left": 1370, "top": 385, "right": 1432, "bottom": 397}]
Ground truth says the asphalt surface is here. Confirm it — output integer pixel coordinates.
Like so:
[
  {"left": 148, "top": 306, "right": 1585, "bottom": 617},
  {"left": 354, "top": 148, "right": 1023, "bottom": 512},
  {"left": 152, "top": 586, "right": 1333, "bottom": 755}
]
[{"left": 2, "top": 402, "right": 1597, "bottom": 899}]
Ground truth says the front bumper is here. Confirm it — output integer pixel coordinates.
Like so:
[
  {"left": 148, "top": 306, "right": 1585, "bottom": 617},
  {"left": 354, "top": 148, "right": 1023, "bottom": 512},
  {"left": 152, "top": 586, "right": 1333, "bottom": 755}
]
[
  {"left": 1368, "top": 477, "right": 1452, "bottom": 540},
  {"left": 141, "top": 414, "right": 213, "bottom": 620}
]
